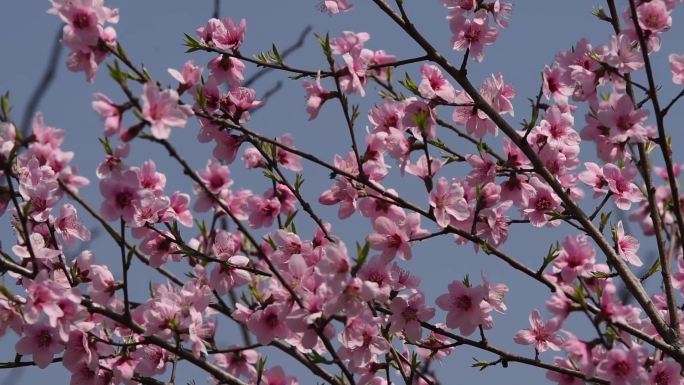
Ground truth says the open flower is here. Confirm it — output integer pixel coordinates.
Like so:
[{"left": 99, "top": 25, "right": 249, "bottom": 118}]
[{"left": 513, "top": 309, "right": 563, "bottom": 352}]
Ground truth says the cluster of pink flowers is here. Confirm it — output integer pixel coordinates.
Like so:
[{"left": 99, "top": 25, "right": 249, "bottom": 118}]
[
  {"left": 3, "top": 0, "right": 684, "bottom": 384},
  {"left": 442, "top": 0, "right": 512, "bottom": 62},
  {"left": 303, "top": 31, "right": 396, "bottom": 119},
  {"left": 48, "top": 0, "right": 119, "bottom": 81}
]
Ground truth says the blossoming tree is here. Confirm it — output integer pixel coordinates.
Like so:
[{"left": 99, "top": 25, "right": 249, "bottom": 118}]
[{"left": 1, "top": 0, "right": 684, "bottom": 384}]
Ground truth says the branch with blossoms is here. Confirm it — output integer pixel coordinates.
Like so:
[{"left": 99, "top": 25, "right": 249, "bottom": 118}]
[{"left": 3, "top": 0, "right": 684, "bottom": 385}]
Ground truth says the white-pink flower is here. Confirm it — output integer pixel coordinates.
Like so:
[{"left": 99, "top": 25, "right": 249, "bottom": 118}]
[
  {"left": 513, "top": 309, "right": 563, "bottom": 352},
  {"left": 141, "top": 82, "right": 194, "bottom": 139},
  {"left": 614, "top": 221, "right": 642, "bottom": 267},
  {"left": 670, "top": 53, "right": 684, "bottom": 85}
]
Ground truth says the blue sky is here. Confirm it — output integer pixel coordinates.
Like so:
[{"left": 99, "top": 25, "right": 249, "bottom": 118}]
[{"left": 1, "top": 1, "right": 684, "bottom": 384}]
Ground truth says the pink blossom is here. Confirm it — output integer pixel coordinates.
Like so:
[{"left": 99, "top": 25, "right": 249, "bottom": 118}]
[
  {"left": 131, "top": 194, "right": 170, "bottom": 228},
  {"left": 210, "top": 255, "right": 252, "bottom": 295},
  {"left": 246, "top": 304, "right": 291, "bottom": 344},
  {"left": 338, "top": 314, "right": 390, "bottom": 370},
  {"left": 599, "top": 283, "right": 642, "bottom": 327},
  {"left": 303, "top": 72, "right": 333, "bottom": 120},
  {"left": 597, "top": 94, "right": 649, "bottom": 144},
  {"left": 648, "top": 360, "right": 683, "bottom": 385},
  {"left": 197, "top": 18, "right": 246, "bottom": 50},
  {"left": 602, "top": 33, "right": 644, "bottom": 73},
  {"left": 405, "top": 154, "right": 443, "bottom": 181},
  {"left": 452, "top": 91, "right": 496, "bottom": 138},
  {"left": 546, "top": 358, "right": 584, "bottom": 385},
  {"left": 214, "top": 347, "right": 259, "bottom": 379},
  {"left": 603, "top": 163, "right": 643, "bottom": 210},
  {"left": 482, "top": 73, "right": 515, "bottom": 116},
  {"left": 482, "top": 274, "right": 508, "bottom": 313},
  {"left": 368, "top": 100, "right": 405, "bottom": 133},
  {"left": 99, "top": 169, "right": 141, "bottom": 221},
  {"left": 448, "top": 10, "right": 498, "bottom": 62},
  {"left": 331, "top": 31, "right": 369, "bottom": 55},
  {"left": 89, "top": 264, "right": 121, "bottom": 307},
  {"left": 366, "top": 49, "right": 396, "bottom": 81},
  {"left": 533, "top": 106, "right": 578, "bottom": 149},
  {"left": 435, "top": 280, "right": 492, "bottom": 336},
  {"left": 340, "top": 50, "right": 372, "bottom": 96},
  {"left": 429, "top": 177, "right": 470, "bottom": 227},
  {"left": 553, "top": 234, "right": 596, "bottom": 283},
  {"left": 319, "top": 177, "right": 358, "bottom": 219},
  {"left": 169, "top": 191, "right": 193, "bottom": 227},
  {"left": 15, "top": 322, "right": 65, "bottom": 368},
  {"left": 367, "top": 216, "right": 412, "bottom": 261},
  {"left": 168, "top": 60, "right": 203, "bottom": 92},
  {"left": 670, "top": 53, "right": 684, "bottom": 85},
  {"left": 402, "top": 99, "right": 436, "bottom": 141},
  {"left": 91, "top": 93, "right": 121, "bottom": 136},
  {"left": 141, "top": 230, "right": 180, "bottom": 267},
  {"left": 140, "top": 81, "right": 193, "bottom": 140},
  {"left": 247, "top": 195, "right": 281, "bottom": 229},
  {"left": 0, "top": 296, "right": 22, "bottom": 337},
  {"left": 418, "top": 64, "right": 456, "bottom": 102},
  {"left": 208, "top": 55, "right": 245, "bottom": 86},
  {"left": 275, "top": 134, "right": 303, "bottom": 172},
  {"left": 614, "top": 220, "right": 642, "bottom": 266},
  {"left": 13, "top": 233, "right": 61, "bottom": 266},
  {"left": 262, "top": 366, "right": 299, "bottom": 385},
  {"left": 320, "top": 0, "right": 353, "bottom": 14},
  {"left": 595, "top": 347, "right": 647, "bottom": 385},
  {"left": 673, "top": 257, "right": 684, "bottom": 295},
  {"left": 578, "top": 162, "right": 608, "bottom": 197},
  {"left": 54, "top": 203, "right": 91, "bottom": 244},
  {"left": 209, "top": 132, "right": 242, "bottom": 164},
  {"left": 132, "top": 344, "right": 168, "bottom": 377},
  {"left": 513, "top": 309, "right": 563, "bottom": 352},
  {"left": 543, "top": 65, "right": 573, "bottom": 102},
  {"left": 476, "top": 200, "right": 512, "bottom": 247},
  {"left": 389, "top": 292, "right": 435, "bottom": 341},
  {"left": 637, "top": 0, "right": 672, "bottom": 33},
  {"left": 49, "top": 0, "right": 119, "bottom": 52},
  {"left": 522, "top": 177, "right": 562, "bottom": 227},
  {"left": 23, "top": 274, "right": 65, "bottom": 325}
]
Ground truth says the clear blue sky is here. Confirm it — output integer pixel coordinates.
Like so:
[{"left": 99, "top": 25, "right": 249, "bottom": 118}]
[{"left": 1, "top": 1, "right": 684, "bottom": 384}]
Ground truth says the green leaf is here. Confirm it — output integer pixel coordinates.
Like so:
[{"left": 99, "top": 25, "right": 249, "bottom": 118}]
[
  {"left": 116, "top": 42, "right": 128, "bottom": 60},
  {"left": 294, "top": 174, "right": 305, "bottom": 192},
  {"left": 283, "top": 210, "right": 298, "bottom": 229},
  {"left": 479, "top": 242, "right": 493, "bottom": 254},
  {"left": 0, "top": 92, "right": 10, "bottom": 120},
  {"left": 98, "top": 137, "right": 113, "bottom": 156},
  {"left": 399, "top": 72, "right": 419, "bottom": 96},
  {"left": 256, "top": 357, "right": 267, "bottom": 379},
  {"left": 599, "top": 211, "right": 612, "bottom": 233},
  {"left": 262, "top": 170, "right": 280, "bottom": 183},
  {"left": 590, "top": 271, "right": 611, "bottom": 279},
  {"left": 542, "top": 242, "right": 561, "bottom": 266},
  {"left": 271, "top": 43, "right": 283, "bottom": 65},
  {"left": 351, "top": 240, "right": 370, "bottom": 276},
  {"left": 350, "top": 104, "right": 360, "bottom": 128},
  {"left": 591, "top": 7, "right": 611, "bottom": 22},
  {"left": 196, "top": 219, "right": 207, "bottom": 238},
  {"left": 314, "top": 32, "right": 332, "bottom": 58},
  {"left": 640, "top": 258, "right": 661, "bottom": 282},
  {"left": 0, "top": 285, "right": 14, "bottom": 300},
  {"left": 183, "top": 33, "right": 204, "bottom": 53},
  {"left": 194, "top": 84, "right": 207, "bottom": 110},
  {"left": 107, "top": 60, "right": 126, "bottom": 84}
]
